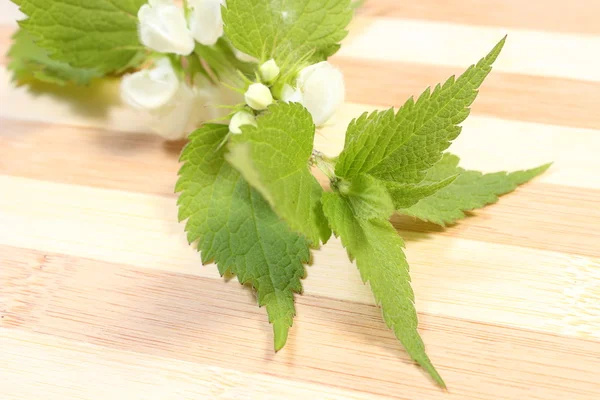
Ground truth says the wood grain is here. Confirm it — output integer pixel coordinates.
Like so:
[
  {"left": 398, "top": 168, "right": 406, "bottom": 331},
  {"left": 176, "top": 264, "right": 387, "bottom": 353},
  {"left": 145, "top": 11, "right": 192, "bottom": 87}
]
[
  {"left": 339, "top": 18, "right": 600, "bottom": 82},
  {"left": 334, "top": 58, "right": 600, "bottom": 129},
  {"left": 2, "top": 247, "right": 600, "bottom": 400},
  {"left": 1, "top": 177, "right": 599, "bottom": 337},
  {"left": 1, "top": 329, "right": 388, "bottom": 400},
  {"left": 359, "top": 0, "right": 600, "bottom": 35},
  {"left": 1, "top": 0, "right": 599, "bottom": 399}
]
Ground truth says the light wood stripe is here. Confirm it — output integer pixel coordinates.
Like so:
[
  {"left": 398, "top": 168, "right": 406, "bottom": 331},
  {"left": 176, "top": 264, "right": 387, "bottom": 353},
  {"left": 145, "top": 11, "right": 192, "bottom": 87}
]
[
  {"left": 359, "top": 0, "right": 600, "bottom": 35},
  {"left": 0, "top": 3, "right": 22, "bottom": 26},
  {"left": 0, "top": 330, "right": 384, "bottom": 400},
  {"left": 1, "top": 178, "right": 598, "bottom": 338},
  {"left": 340, "top": 18, "right": 600, "bottom": 82},
  {"left": 332, "top": 57, "right": 600, "bottom": 130},
  {"left": 2, "top": 248, "right": 599, "bottom": 399}
]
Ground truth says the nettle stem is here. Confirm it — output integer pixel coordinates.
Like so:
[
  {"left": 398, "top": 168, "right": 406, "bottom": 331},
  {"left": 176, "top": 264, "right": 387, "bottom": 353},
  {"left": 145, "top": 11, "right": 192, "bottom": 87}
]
[{"left": 311, "top": 149, "right": 336, "bottom": 181}]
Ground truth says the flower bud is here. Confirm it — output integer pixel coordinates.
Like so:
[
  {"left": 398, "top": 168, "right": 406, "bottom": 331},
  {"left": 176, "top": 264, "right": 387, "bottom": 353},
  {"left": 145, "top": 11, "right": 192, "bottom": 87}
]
[
  {"left": 244, "top": 83, "right": 273, "bottom": 110},
  {"left": 120, "top": 58, "right": 179, "bottom": 110},
  {"left": 138, "top": 0, "right": 194, "bottom": 55},
  {"left": 259, "top": 59, "right": 280, "bottom": 82},
  {"left": 296, "top": 61, "right": 345, "bottom": 126},
  {"left": 229, "top": 111, "right": 257, "bottom": 134},
  {"left": 188, "top": 0, "right": 224, "bottom": 46}
]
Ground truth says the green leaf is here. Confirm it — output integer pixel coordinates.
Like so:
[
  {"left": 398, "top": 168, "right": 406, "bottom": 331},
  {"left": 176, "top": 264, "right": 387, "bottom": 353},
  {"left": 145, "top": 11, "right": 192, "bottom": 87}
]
[
  {"left": 14, "top": 0, "right": 147, "bottom": 74},
  {"left": 7, "top": 29, "right": 101, "bottom": 86},
  {"left": 222, "top": 0, "right": 352, "bottom": 63},
  {"left": 336, "top": 37, "right": 506, "bottom": 184},
  {"left": 350, "top": 0, "right": 365, "bottom": 9},
  {"left": 227, "top": 102, "right": 331, "bottom": 246},
  {"left": 335, "top": 175, "right": 394, "bottom": 220},
  {"left": 322, "top": 191, "right": 445, "bottom": 387},
  {"left": 401, "top": 153, "right": 551, "bottom": 226},
  {"left": 385, "top": 175, "right": 457, "bottom": 209},
  {"left": 176, "top": 124, "right": 311, "bottom": 351},
  {"left": 194, "top": 39, "right": 255, "bottom": 83}
]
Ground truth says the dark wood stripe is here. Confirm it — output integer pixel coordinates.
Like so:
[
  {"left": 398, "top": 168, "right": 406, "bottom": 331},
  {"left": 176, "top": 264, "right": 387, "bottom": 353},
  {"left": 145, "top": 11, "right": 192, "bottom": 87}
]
[
  {"left": 333, "top": 57, "right": 600, "bottom": 130},
  {"left": 393, "top": 182, "right": 600, "bottom": 259},
  {"left": 359, "top": 0, "right": 600, "bottom": 35}
]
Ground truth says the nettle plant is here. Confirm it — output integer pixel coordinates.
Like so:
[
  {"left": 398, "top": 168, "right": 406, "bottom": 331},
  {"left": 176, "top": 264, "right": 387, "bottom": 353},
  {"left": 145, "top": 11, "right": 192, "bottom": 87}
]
[{"left": 9, "top": 0, "right": 550, "bottom": 387}]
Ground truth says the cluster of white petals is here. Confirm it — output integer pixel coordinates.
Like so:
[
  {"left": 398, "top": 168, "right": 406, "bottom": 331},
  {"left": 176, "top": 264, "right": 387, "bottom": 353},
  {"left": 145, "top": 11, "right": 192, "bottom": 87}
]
[
  {"left": 138, "top": 0, "right": 225, "bottom": 55},
  {"left": 188, "top": 0, "right": 226, "bottom": 46},
  {"left": 238, "top": 60, "right": 345, "bottom": 129},
  {"left": 282, "top": 61, "right": 345, "bottom": 126},
  {"left": 121, "top": 58, "right": 220, "bottom": 140},
  {"left": 123, "top": 0, "right": 236, "bottom": 139}
]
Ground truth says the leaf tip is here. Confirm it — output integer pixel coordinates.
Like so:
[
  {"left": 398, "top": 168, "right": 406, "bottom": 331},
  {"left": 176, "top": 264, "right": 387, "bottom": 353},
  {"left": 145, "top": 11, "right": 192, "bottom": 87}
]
[
  {"left": 420, "top": 360, "right": 447, "bottom": 389},
  {"left": 273, "top": 320, "right": 289, "bottom": 352},
  {"left": 538, "top": 162, "right": 553, "bottom": 173}
]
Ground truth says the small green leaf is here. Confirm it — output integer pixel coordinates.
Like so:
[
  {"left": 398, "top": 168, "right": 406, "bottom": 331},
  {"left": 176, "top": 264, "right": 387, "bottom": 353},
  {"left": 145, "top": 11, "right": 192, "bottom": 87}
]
[
  {"left": 227, "top": 102, "right": 331, "bottom": 246},
  {"left": 336, "top": 37, "right": 506, "bottom": 184},
  {"left": 177, "top": 124, "right": 311, "bottom": 350},
  {"left": 401, "top": 153, "right": 551, "bottom": 226},
  {"left": 322, "top": 191, "right": 445, "bottom": 387},
  {"left": 14, "top": 0, "right": 147, "bottom": 74},
  {"left": 194, "top": 38, "right": 255, "bottom": 83},
  {"left": 335, "top": 175, "right": 394, "bottom": 220},
  {"left": 385, "top": 175, "right": 457, "bottom": 209},
  {"left": 7, "top": 29, "right": 101, "bottom": 86},
  {"left": 222, "top": 0, "right": 352, "bottom": 63}
]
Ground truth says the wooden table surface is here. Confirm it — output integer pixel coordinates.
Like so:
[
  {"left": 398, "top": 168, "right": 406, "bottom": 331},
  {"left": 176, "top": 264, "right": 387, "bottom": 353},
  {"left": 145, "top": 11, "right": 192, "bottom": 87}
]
[{"left": 1, "top": 1, "right": 599, "bottom": 399}]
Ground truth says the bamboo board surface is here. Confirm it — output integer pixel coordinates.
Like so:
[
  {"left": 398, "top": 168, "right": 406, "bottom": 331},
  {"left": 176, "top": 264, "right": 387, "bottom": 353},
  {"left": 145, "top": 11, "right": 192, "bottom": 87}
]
[{"left": 1, "top": 1, "right": 599, "bottom": 399}]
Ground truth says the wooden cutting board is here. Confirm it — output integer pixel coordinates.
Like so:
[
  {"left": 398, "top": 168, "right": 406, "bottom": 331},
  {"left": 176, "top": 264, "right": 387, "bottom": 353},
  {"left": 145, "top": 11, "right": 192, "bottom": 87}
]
[{"left": 1, "top": 1, "right": 599, "bottom": 399}]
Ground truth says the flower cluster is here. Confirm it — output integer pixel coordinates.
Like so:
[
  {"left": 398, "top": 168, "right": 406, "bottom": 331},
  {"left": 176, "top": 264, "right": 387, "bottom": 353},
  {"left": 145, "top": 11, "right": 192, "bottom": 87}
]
[
  {"left": 139, "top": 0, "right": 224, "bottom": 52},
  {"left": 234, "top": 59, "right": 345, "bottom": 134},
  {"left": 120, "top": 0, "right": 345, "bottom": 140},
  {"left": 120, "top": 0, "right": 227, "bottom": 140},
  {"left": 120, "top": 58, "right": 221, "bottom": 140}
]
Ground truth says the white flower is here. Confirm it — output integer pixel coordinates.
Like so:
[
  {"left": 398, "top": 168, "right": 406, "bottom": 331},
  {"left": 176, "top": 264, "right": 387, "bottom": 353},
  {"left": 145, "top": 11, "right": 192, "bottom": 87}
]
[
  {"left": 121, "top": 58, "right": 217, "bottom": 140},
  {"left": 245, "top": 83, "right": 273, "bottom": 110},
  {"left": 281, "top": 84, "right": 303, "bottom": 104},
  {"left": 295, "top": 61, "right": 345, "bottom": 126},
  {"left": 120, "top": 58, "right": 179, "bottom": 110},
  {"left": 229, "top": 111, "right": 257, "bottom": 134},
  {"left": 259, "top": 59, "right": 280, "bottom": 82},
  {"left": 149, "top": 84, "right": 219, "bottom": 140},
  {"left": 138, "top": 0, "right": 194, "bottom": 55},
  {"left": 188, "top": 0, "right": 225, "bottom": 46}
]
